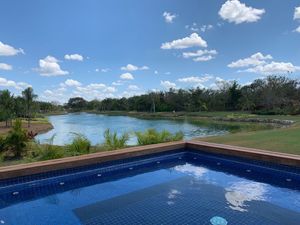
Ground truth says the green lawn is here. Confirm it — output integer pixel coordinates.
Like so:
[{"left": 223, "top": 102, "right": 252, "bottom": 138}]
[{"left": 199, "top": 115, "right": 300, "bottom": 155}]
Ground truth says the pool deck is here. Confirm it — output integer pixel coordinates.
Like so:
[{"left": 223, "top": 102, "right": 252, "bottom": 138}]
[{"left": 0, "top": 141, "right": 299, "bottom": 180}]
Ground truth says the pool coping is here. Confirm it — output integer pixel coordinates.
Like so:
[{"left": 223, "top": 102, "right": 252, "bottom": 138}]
[{"left": 0, "top": 141, "right": 299, "bottom": 180}]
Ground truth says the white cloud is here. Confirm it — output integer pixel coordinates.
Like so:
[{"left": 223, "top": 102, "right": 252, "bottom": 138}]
[
  {"left": 0, "top": 63, "right": 12, "bottom": 70},
  {"left": 163, "top": 12, "right": 176, "bottom": 23},
  {"left": 246, "top": 61, "right": 300, "bottom": 74},
  {"left": 161, "top": 33, "right": 207, "bottom": 49},
  {"left": 74, "top": 83, "right": 116, "bottom": 100},
  {"left": 96, "top": 68, "right": 110, "bottom": 72},
  {"left": 178, "top": 75, "right": 214, "bottom": 88},
  {"left": 0, "top": 77, "right": 31, "bottom": 90},
  {"left": 112, "top": 80, "right": 124, "bottom": 86},
  {"left": 294, "top": 6, "right": 300, "bottom": 20},
  {"left": 120, "top": 72, "right": 134, "bottom": 80},
  {"left": 128, "top": 85, "right": 140, "bottom": 91},
  {"left": 294, "top": 26, "right": 300, "bottom": 33},
  {"left": 36, "top": 56, "right": 69, "bottom": 76},
  {"left": 64, "top": 54, "right": 83, "bottom": 61},
  {"left": 183, "top": 49, "right": 217, "bottom": 62},
  {"left": 178, "top": 75, "right": 214, "bottom": 84},
  {"left": 228, "top": 52, "right": 272, "bottom": 68},
  {"left": 64, "top": 79, "right": 82, "bottom": 87},
  {"left": 200, "top": 24, "right": 213, "bottom": 32},
  {"left": 160, "top": 80, "right": 176, "bottom": 89},
  {"left": 121, "top": 64, "right": 149, "bottom": 71},
  {"left": 0, "top": 41, "right": 24, "bottom": 56},
  {"left": 219, "top": 0, "right": 265, "bottom": 24},
  {"left": 228, "top": 52, "right": 300, "bottom": 75}
]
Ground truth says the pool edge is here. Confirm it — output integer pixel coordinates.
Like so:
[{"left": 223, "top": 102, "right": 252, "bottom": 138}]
[{"left": 0, "top": 140, "right": 299, "bottom": 180}]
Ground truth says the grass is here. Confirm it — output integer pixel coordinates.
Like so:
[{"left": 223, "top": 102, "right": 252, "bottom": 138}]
[{"left": 198, "top": 114, "right": 300, "bottom": 155}]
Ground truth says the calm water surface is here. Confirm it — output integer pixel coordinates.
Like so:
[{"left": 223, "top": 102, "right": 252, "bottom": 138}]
[{"left": 36, "top": 113, "right": 227, "bottom": 145}]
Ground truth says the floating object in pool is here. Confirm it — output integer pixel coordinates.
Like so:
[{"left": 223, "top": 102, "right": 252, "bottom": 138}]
[
  {"left": 210, "top": 216, "right": 228, "bottom": 225},
  {"left": 246, "top": 169, "right": 251, "bottom": 173},
  {"left": 12, "top": 192, "right": 19, "bottom": 196},
  {"left": 97, "top": 174, "right": 102, "bottom": 177},
  {"left": 286, "top": 178, "right": 292, "bottom": 182},
  {"left": 59, "top": 182, "right": 64, "bottom": 186}
]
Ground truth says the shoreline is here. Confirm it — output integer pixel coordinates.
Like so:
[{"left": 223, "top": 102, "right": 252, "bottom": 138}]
[{"left": 0, "top": 119, "right": 53, "bottom": 136}]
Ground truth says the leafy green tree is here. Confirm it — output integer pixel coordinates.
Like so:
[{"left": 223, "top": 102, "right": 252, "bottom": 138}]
[
  {"left": 22, "top": 87, "right": 38, "bottom": 127},
  {"left": 0, "top": 90, "right": 15, "bottom": 127},
  {"left": 5, "top": 119, "right": 28, "bottom": 158}
]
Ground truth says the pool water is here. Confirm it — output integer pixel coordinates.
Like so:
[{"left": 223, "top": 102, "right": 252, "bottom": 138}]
[{"left": 0, "top": 150, "right": 299, "bottom": 225}]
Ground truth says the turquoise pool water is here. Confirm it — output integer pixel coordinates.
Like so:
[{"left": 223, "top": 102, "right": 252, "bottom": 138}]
[
  {"left": 35, "top": 113, "right": 227, "bottom": 145},
  {"left": 0, "top": 149, "right": 299, "bottom": 225}
]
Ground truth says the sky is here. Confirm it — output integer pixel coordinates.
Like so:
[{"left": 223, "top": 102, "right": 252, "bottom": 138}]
[{"left": 0, "top": 0, "right": 300, "bottom": 103}]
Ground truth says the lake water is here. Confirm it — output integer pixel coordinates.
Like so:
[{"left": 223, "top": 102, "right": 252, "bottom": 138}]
[{"left": 35, "top": 113, "right": 227, "bottom": 145}]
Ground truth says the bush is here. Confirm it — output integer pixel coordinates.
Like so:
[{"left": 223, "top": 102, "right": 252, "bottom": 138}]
[
  {"left": 135, "top": 129, "right": 184, "bottom": 145},
  {"left": 0, "top": 136, "right": 6, "bottom": 152},
  {"left": 27, "top": 135, "right": 64, "bottom": 161},
  {"left": 67, "top": 133, "right": 91, "bottom": 156},
  {"left": 103, "top": 129, "right": 129, "bottom": 150},
  {"left": 5, "top": 119, "right": 28, "bottom": 158}
]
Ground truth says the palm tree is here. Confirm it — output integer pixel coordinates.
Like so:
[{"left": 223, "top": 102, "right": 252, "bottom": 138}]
[
  {"left": 22, "top": 87, "right": 37, "bottom": 127},
  {"left": 0, "top": 90, "right": 14, "bottom": 127}
]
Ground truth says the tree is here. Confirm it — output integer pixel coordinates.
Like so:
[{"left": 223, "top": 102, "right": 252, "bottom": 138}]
[
  {"left": 67, "top": 97, "right": 87, "bottom": 111},
  {"left": 0, "top": 90, "right": 15, "bottom": 127},
  {"left": 22, "top": 87, "right": 37, "bottom": 127},
  {"left": 5, "top": 119, "right": 28, "bottom": 158}
]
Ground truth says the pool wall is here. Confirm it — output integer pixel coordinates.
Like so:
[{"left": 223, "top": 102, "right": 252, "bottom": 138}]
[{"left": 0, "top": 141, "right": 299, "bottom": 180}]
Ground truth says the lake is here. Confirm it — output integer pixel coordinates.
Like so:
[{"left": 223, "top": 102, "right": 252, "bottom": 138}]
[{"left": 35, "top": 113, "right": 227, "bottom": 145}]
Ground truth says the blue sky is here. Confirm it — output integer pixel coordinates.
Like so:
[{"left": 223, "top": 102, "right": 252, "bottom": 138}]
[{"left": 0, "top": 0, "right": 300, "bottom": 103}]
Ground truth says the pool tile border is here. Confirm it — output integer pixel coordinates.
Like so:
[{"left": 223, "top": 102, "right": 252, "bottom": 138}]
[{"left": 0, "top": 141, "right": 299, "bottom": 180}]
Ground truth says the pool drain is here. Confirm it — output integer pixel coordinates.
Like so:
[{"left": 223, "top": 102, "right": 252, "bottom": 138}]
[{"left": 210, "top": 216, "right": 228, "bottom": 225}]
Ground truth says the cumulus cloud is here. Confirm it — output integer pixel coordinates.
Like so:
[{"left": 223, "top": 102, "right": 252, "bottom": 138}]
[
  {"left": 121, "top": 64, "right": 149, "bottom": 71},
  {"left": 228, "top": 52, "right": 300, "bottom": 74},
  {"left": 294, "top": 6, "right": 300, "bottom": 20},
  {"left": 64, "top": 79, "right": 82, "bottom": 87},
  {"left": 219, "top": 0, "right": 265, "bottom": 24},
  {"left": 120, "top": 72, "right": 134, "bottom": 80},
  {"left": 128, "top": 85, "right": 140, "bottom": 91},
  {"left": 161, "top": 33, "right": 207, "bottom": 49},
  {"left": 0, "top": 63, "right": 12, "bottom": 70},
  {"left": 36, "top": 56, "right": 69, "bottom": 76},
  {"left": 178, "top": 75, "right": 214, "bottom": 83},
  {"left": 294, "top": 26, "right": 300, "bottom": 33},
  {"left": 163, "top": 12, "right": 176, "bottom": 23},
  {"left": 0, "top": 77, "right": 31, "bottom": 90},
  {"left": 64, "top": 54, "right": 84, "bottom": 61},
  {"left": 228, "top": 52, "right": 272, "bottom": 68},
  {"left": 183, "top": 49, "right": 217, "bottom": 62},
  {"left": 160, "top": 80, "right": 176, "bottom": 89},
  {"left": 0, "top": 41, "right": 24, "bottom": 56}
]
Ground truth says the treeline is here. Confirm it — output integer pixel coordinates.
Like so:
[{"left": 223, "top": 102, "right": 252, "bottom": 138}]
[
  {"left": 66, "top": 76, "right": 300, "bottom": 115},
  {"left": 0, "top": 87, "right": 63, "bottom": 127}
]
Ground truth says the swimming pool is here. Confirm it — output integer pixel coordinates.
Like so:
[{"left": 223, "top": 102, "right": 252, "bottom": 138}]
[{"left": 0, "top": 145, "right": 299, "bottom": 225}]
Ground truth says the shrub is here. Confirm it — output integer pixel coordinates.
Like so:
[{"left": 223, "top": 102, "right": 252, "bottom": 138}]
[
  {"left": 135, "top": 129, "right": 184, "bottom": 145},
  {"left": 5, "top": 119, "right": 28, "bottom": 158},
  {"left": 67, "top": 133, "right": 91, "bottom": 156},
  {"left": 28, "top": 135, "right": 64, "bottom": 161},
  {"left": 0, "top": 136, "right": 6, "bottom": 152},
  {"left": 103, "top": 129, "right": 129, "bottom": 150}
]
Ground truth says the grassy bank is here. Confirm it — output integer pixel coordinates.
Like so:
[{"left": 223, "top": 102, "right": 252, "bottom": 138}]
[{"left": 198, "top": 114, "right": 300, "bottom": 155}]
